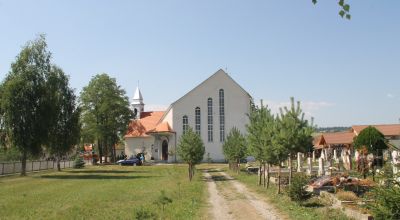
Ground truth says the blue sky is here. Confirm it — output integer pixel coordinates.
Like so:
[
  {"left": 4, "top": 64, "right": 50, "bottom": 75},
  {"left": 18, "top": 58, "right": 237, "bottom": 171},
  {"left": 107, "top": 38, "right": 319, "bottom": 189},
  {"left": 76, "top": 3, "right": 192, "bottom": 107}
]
[{"left": 0, "top": 0, "right": 399, "bottom": 127}]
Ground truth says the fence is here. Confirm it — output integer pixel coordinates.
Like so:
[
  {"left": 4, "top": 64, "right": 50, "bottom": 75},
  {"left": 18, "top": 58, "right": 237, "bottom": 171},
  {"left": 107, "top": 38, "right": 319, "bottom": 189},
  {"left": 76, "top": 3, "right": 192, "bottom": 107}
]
[{"left": 0, "top": 160, "right": 75, "bottom": 176}]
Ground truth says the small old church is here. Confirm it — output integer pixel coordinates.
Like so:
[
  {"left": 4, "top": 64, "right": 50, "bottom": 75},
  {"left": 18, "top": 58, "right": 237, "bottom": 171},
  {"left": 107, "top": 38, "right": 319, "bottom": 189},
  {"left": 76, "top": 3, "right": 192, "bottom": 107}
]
[{"left": 124, "top": 69, "right": 252, "bottom": 162}]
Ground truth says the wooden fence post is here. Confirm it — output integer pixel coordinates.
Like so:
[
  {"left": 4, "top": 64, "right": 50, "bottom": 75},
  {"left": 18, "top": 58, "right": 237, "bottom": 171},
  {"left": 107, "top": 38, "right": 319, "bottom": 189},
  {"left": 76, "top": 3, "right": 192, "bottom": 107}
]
[
  {"left": 13, "top": 162, "right": 15, "bottom": 174},
  {"left": 31, "top": 161, "right": 34, "bottom": 172},
  {"left": 46, "top": 160, "right": 49, "bottom": 170},
  {"left": 1, "top": 163, "right": 4, "bottom": 175}
]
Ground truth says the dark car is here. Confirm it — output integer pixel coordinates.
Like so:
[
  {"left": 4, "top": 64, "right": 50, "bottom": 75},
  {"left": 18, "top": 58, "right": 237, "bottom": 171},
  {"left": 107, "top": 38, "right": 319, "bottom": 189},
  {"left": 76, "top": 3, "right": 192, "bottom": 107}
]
[{"left": 117, "top": 157, "right": 141, "bottom": 166}]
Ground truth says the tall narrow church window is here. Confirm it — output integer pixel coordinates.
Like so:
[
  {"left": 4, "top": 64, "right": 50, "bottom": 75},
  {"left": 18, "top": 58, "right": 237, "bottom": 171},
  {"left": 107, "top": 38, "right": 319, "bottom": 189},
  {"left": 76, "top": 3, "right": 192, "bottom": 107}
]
[
  {"left": 183, "top": 115, "right": 188, "bottom": 134},
  {"left": 195, "top": 107, "right": 201, "bottom": 135},
  {"left": 219, "top": 89, "right": 225, "bottom": 142},
  {"left": 207, "top": 98, "right": 213, "bottom": 142}
]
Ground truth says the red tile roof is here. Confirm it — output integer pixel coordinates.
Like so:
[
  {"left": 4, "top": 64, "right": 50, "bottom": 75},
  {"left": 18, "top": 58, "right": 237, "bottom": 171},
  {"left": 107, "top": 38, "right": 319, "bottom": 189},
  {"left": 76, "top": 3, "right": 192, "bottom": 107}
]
[
  {"left": 148, "top": 122, "right": 174, "bottom": 134},
  {"left": 314, "top": 132, "right": 354, "bottom": 149},
  {"left": 352, "top": 124, "right": 400, "bottom": 137},
  {"left": 125, "top": 111, "right": 165, "bottom": 138}
]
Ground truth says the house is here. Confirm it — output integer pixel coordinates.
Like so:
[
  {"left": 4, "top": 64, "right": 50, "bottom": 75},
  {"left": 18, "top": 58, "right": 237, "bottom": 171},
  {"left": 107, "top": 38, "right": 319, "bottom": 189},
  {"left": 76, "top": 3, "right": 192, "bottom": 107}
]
[
  {"left": 313, "top": 124, "right": 400, "bottom": 169},
  {"left": 124, "top": 69, "right": 252, "bottom": 162}
]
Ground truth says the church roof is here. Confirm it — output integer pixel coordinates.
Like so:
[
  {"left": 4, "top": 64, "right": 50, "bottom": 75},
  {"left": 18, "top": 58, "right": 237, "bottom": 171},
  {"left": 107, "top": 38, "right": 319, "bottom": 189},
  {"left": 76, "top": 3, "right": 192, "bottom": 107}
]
[
  {"left": 158, "top": 69, "right": 252, "bottom": 124},
  {"left": 147, "top": 122, "right": 174, "bottom": 134},
  {"left": 125, "top": 111, "right": 165, "bottom": 138}
]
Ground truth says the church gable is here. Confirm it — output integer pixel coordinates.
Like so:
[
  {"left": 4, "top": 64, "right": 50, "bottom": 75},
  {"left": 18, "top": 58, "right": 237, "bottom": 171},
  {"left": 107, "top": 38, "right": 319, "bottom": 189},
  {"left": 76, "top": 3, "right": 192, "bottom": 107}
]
[{"left": 172, "top": 69, "right": 251, "bottom": 107}]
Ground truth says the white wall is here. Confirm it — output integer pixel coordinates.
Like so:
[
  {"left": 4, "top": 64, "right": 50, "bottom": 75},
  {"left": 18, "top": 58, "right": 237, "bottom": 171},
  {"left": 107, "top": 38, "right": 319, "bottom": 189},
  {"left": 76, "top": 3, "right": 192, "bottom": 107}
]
[
  {"left": 125, "top": 136, "right": 155, "bottom": 160},
  {"left": 171, "top": 70, "right": 251, "bottom": 162}
]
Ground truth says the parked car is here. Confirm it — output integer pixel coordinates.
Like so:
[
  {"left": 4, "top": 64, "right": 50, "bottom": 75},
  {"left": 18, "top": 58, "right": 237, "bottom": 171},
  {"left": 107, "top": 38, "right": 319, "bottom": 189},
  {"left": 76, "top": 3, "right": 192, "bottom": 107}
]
[{"left": 117, "top": 157, "right": 141, "bottom": 166}]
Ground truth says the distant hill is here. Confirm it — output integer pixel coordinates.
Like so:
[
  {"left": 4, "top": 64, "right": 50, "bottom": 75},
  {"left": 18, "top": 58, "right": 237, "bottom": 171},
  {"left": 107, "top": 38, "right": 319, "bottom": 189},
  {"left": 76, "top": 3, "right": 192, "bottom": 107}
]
[{"left": 316, "top": 126, "right": 351, "bottom": 133}]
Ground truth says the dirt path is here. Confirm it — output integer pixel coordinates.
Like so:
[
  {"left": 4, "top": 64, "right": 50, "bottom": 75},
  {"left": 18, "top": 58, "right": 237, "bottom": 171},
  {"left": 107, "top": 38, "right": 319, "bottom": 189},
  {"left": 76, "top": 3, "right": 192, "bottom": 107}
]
[{"left": 204, "top": 169, "right": 286, "bottom": 220}]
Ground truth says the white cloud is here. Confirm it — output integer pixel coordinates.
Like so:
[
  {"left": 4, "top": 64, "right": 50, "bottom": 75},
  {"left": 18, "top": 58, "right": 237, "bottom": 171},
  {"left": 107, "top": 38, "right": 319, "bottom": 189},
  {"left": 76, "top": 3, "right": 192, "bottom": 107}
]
[
  {"left": 146, "top": 104, "right": 169, "bottom": 111},
  {"left": 387, "top": 93, "right": 395, "bottom": 98},
  {"left": 257, "top": 99, "right": 335, "bottom": 118}
]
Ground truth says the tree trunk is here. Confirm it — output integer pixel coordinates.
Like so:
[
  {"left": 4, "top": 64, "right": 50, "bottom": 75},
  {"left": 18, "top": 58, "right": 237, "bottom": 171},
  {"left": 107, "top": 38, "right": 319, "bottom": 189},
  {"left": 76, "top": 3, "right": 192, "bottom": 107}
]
[
  {"left": 104, "top": 139, "right": 108, "bottom": 163},
  {"left": 258, "top": 162, "right": 262, "bottom": 186},
  {"left": 237, "top": 159, "right": 240, "bottom": 174},
  {"left": 189, "top": 163, "right": 193, "bottom": 181},
  {"left": 56, "top": 155, "right": 61, "bottom": 171},
  {"left": 278, "top": 162, "right": 281, "bottom": 194},
  {"left": 21, "top": 150, "right": 27, "bottom": 176},
  {"left": 266, "top": 163, "right": 270, "bottom": 189},
  {"left": 263, "top": 163, "right": 266, "bottom": 188},
  {"left": 288, "top": 154, "right": 292, "bottom": 186},
  {"left": 98, "top": 139, "right": 103, "bottom": 164}
]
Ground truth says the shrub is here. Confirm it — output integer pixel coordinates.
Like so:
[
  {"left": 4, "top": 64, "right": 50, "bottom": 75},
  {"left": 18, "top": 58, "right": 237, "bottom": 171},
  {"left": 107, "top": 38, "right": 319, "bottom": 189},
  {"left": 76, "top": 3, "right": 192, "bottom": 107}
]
[
  {"left": 336, "top": 191, "right": 359, "bottom": 202},
  {"left": 133, "top": 206, "right": 157, "bottom": 220},
  {"left": 368, "top": 182, "right": 400, "bottom": 220},
  {"left": 73, "top": 157, "right": 85, "bottom": 168},
  {"left": 287, "top": 173, "right": 311, "bottom": 203}
]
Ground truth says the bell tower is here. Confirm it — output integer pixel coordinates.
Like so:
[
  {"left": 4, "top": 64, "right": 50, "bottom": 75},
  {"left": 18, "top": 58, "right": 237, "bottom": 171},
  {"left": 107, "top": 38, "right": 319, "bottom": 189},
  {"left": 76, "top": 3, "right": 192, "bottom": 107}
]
[{"left": 131, "top": 86, "right": 144, "bottom": 119}]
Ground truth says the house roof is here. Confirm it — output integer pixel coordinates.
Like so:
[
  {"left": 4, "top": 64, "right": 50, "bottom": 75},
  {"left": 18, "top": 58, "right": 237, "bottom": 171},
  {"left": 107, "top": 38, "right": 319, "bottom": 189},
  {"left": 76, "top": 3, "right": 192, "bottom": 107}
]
[
  {"left": 125, "top": 111, "right": 165, "bottom": 138},
  {"left": 352, "top": 124, "right": 400, "bottom": 136},
  {"left": 314, "top": 132, "right": 354, "bottom": 149}
]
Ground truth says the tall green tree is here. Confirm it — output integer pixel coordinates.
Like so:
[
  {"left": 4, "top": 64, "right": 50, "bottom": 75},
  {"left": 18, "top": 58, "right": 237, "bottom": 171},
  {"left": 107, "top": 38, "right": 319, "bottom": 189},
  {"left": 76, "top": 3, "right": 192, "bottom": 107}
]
[
  {"left": 354, "top": 126, "right": 387, "bottom": 179},
  {"left": 80, "top": 74, "right": 132, "bottom": 163},
  {"left": 247, "top": 100, "right": 277, "bottom": 187},
  {"left": 0, "top": 35, "right": 53, "bottom": 176},
  {"left": 47, "top": 66, "right": 81, "bottom": 171},
  {"left": 177, "top": 127, "right": 205, "bottom": 181},
  {"left": 222, "top": 127, "right": 247, "bottom": 173},
  {"left": 276, "top": 97, "right": 314, "bottom": 186}
]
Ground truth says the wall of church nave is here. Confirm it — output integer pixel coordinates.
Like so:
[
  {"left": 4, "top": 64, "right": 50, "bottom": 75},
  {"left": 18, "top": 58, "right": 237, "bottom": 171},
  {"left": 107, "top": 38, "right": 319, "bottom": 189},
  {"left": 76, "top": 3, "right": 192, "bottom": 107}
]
[{"left": 125, "top": 137, "right": 155, "bottom": 160}]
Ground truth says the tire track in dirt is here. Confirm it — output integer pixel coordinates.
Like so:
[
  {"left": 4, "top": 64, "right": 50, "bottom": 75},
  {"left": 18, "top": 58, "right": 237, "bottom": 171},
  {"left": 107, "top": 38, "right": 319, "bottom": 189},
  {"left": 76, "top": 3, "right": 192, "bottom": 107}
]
[{"left": 204, "top": 169, "right": 286, "bottom": 220}]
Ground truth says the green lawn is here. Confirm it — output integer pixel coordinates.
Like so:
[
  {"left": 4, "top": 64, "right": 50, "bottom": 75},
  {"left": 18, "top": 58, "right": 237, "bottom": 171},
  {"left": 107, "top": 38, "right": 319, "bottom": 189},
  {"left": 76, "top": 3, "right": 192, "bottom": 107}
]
[{"left": 0, "top": 164, "right": 206, "bottom": 220}]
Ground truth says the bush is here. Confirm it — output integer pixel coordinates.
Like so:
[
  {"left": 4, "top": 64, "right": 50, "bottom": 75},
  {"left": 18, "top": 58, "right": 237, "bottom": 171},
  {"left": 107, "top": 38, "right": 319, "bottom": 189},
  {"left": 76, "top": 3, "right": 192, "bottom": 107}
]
[
  {"left": 133, "top": 206, "right": 157, "bottom": 220},
  {"left": 287, "top": 173, "right": 311, "bottom": 203},
  {"left": 368, "top": 183, "right": 400, "bottom": 219},
  {"left": 336, "top": 191, "right": 359, "bottom": 202},
  {"left": 73, "top": 157, "right": 85, "bottom": 168}
]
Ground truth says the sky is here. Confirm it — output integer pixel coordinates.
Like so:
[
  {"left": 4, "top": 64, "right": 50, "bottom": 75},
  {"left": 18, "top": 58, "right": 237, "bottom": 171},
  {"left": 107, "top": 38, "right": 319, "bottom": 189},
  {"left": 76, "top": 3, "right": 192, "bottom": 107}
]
[{"left": 0, "top": 0, "right": 399, "bottom": 127}]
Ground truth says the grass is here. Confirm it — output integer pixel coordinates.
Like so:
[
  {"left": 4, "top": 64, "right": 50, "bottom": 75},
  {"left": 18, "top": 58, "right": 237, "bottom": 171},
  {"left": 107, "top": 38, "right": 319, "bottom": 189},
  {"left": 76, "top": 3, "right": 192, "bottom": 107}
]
[
  {"left": 0, "top": 164, "right": 206, "bottom": 220},
  {"left": 225, "top": 167, "right": 352, "bottom": 220}
]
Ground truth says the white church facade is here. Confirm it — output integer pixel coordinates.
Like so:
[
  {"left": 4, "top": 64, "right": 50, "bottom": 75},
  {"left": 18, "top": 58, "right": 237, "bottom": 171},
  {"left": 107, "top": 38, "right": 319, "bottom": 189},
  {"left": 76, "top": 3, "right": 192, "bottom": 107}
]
[{"left": 124, "top": 69, "right": 252, "bottom": 162}]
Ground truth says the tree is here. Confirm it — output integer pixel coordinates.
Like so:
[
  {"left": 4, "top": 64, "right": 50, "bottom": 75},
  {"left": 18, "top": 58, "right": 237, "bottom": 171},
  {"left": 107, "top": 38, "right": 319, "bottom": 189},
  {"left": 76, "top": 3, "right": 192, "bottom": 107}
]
[
  {"left": 271, "top": 116, "right": 292, "bottom": 194},
  {"left": 80, "top": 74, "right": 132, "bottom": 163},
  {"left": 223, "top": 127, "right": 247, "bottom": 173},
  {"left": 177, "top": 127, "right": 205, "bottom": 181},
  {"left": 0, "top": 35, "right": 53, "bottom": 176},
  {"left": 277, "top": 97, "right": 314, "bottom": 186},
  {"left": 246, "top": 100, "right": 277, "bottom": 188},
  {"left": 353, "top": 126, "right": 387, "bottom": 179},
  {"left": 47, "top": 66, "right": 81, "bottom": 171},
  {"left": 312, "top": 0, "right": 351, "bottom": 19}
]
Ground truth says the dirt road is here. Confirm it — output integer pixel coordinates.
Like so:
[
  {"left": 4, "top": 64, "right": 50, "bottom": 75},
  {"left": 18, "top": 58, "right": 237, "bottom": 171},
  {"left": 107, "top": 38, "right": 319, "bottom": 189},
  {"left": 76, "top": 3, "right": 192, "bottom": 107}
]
[{"left": 204, "top": 169, "right": 286, "bottom": 220}]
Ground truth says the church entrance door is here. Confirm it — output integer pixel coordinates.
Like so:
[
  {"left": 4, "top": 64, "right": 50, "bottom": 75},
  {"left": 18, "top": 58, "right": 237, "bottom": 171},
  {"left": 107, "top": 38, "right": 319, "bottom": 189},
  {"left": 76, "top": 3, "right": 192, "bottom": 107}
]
[{"left": 162, "top": 140, "right": 168, "bottom": 161}]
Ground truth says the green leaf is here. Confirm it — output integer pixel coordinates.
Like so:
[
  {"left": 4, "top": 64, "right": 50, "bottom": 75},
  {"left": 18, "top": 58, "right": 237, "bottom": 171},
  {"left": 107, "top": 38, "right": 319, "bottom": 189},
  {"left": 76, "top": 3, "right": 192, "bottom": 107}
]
[
  {"left": 339, "top": 10, "right": 345, "bottom": 18},
  {"left": 338, "top": 0, "right": 344, "bottom": 6},
  {"left": 312, "top": 0, "right": 317, "bottom": 4},
  {"left": 346, "top": 14, "right": 351, "bottom": 20},
  {"left": 343, "top": 4, "right": 350, "bottom": 12}
]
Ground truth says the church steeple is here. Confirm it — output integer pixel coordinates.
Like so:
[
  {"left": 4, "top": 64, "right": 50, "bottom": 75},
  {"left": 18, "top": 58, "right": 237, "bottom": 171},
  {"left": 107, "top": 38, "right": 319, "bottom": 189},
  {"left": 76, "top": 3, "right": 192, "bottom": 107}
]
[{"left": 131, "top": 86, "right": 144, "bottom": 119}]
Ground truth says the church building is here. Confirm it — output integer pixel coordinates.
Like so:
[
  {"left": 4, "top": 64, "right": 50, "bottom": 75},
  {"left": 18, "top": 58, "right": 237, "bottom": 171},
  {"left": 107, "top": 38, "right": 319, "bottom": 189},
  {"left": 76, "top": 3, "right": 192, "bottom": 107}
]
[{"left": 124, "top": 69, "right": 252, "bottom": 162}]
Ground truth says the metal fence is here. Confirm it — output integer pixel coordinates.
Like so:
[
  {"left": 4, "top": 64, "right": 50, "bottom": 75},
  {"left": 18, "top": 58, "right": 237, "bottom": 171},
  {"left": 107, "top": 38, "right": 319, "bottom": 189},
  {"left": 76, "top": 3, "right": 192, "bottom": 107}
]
[{"left": 0, "top": 160, "right": 75, "bottom": 176}]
